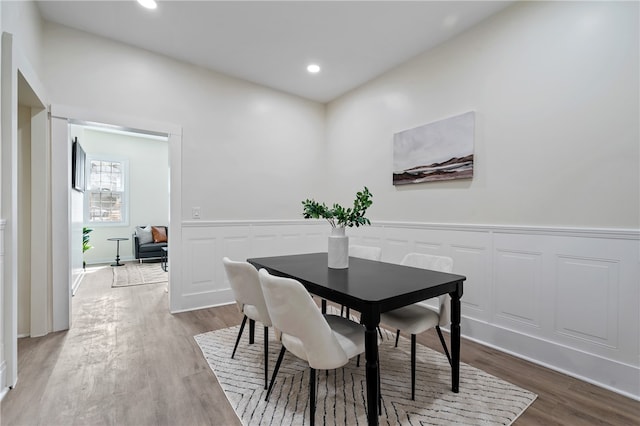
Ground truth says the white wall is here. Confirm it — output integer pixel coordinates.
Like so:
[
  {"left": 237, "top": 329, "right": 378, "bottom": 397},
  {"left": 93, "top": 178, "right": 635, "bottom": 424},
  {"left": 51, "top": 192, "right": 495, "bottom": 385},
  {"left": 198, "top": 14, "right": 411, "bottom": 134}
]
[
  {"left": 80, "top": 128, "right": 169, "bottom": 264},
  {"left": 1, "top": 1, "right": 43, "bottom": 77},
  {"left": 68, "top": 124, "right": 83, "bottom": 293},
  {"left": 70, "top": 185, "right": 83, "bottom": 286},
  {"left": 42, "top": 23, "right": 327, "bottom": 222},
  {"left": 326, "top": 1, "right": 639, "bottom": 229}
]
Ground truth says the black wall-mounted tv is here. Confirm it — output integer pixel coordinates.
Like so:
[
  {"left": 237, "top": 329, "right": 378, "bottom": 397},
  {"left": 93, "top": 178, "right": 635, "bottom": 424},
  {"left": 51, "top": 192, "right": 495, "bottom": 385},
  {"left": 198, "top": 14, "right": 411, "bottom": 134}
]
[{"left": 72, "top": 138, "right": 86, "bottom": 192}]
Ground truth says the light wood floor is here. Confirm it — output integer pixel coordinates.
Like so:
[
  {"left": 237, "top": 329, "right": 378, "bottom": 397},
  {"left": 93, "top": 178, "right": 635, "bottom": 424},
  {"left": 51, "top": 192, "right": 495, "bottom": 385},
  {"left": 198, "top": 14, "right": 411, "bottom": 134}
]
[{"left": 1, "top": 263, "right": 638, "bottom": 425}]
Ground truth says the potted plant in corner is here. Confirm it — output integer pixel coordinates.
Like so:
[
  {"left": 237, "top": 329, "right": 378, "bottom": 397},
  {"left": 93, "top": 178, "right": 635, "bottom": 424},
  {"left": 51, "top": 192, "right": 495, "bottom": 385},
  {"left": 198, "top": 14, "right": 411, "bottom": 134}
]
[
  {"left": 302, "top": 187, "right": 373, "bottom": 269},
  {"left": 82, "top": 227, "right": 93, "bottom": 271}
]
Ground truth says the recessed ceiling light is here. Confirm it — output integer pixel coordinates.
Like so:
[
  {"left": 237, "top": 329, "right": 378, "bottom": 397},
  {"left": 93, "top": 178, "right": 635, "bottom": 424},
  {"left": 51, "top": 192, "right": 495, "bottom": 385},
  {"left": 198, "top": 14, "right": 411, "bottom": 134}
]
[
  {"left": 137, "top": 0, "right": 157, "bottom": 10},
  {"left": 307, "top": 64, "right": 321, "bottom": 74}
]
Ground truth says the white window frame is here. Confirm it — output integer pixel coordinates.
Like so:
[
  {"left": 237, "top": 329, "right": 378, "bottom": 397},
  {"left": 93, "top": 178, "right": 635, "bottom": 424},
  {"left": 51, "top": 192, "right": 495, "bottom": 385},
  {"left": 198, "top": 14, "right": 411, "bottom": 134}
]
[{"left": 84, "top": 156, "right": 129, "bottom": 226}]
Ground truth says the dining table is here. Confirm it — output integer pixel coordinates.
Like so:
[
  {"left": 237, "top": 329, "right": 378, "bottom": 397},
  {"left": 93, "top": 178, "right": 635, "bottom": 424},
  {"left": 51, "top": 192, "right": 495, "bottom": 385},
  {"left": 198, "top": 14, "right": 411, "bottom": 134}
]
[{"left": 247, "top": 252, "right": 466, "bottom": 426}]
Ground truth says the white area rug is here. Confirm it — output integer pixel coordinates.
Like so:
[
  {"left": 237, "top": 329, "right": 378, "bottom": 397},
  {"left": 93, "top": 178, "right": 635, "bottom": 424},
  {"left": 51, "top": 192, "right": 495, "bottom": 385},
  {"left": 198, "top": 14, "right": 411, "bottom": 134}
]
[
  {"left": 195, "top": 323, "right": 537, "bottom": 425},
  {"left": 111, "top": 262, "right": 167, "bottom": 287}
]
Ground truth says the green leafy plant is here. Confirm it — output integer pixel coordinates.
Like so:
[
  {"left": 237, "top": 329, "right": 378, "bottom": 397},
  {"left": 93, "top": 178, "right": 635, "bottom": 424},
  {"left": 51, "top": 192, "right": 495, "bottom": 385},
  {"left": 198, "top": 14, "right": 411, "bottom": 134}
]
[
  {"left": 82, "top": 227, "right": 93, "bottom": 253},
  {"left": 302, "top": 187, "right": 373, "bottom": 228},
  {"left": 82, "top": 227, "right": 93, "bottom": 271}
]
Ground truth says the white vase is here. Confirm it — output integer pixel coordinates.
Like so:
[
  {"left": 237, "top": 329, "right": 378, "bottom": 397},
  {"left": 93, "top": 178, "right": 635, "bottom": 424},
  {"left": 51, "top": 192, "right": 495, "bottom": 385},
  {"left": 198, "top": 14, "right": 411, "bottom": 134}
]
[{"left": 328, "top": 226, "right": 349, "bottom": 269}]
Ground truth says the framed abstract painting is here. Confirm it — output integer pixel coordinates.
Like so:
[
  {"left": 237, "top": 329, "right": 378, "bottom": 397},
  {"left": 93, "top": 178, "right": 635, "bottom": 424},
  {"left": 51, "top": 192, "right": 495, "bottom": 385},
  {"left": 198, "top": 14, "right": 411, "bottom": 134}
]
[{"left": 393, "top": 111, "right": 475, "bottom": 185}]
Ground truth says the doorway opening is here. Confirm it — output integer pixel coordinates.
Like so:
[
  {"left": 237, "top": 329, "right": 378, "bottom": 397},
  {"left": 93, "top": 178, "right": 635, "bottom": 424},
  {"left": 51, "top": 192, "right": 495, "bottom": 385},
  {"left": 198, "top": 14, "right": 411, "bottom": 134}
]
[
  {"left": 68, "top": 122, "right": 170, "bottom": 295},
  {"left": 49, "top": 107, "right": 182, "bottom": 333}
]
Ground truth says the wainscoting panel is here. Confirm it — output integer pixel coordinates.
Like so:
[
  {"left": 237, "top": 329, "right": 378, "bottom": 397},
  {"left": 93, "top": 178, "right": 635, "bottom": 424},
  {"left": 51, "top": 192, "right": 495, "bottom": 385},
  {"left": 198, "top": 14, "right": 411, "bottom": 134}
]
[
  {"left": 252, "top": 232, "right": 280, "bottom": 256},
  {"left": 351, "top": 224, "right": 385, "bottom": 250},
  {"left": 383, "top": 238, "right": 412, "bottom": 263},
  {"left": 414, "top": 239, "right": 442, "bottom": 253},
  {"left": 251, "top": 223, "right": 326, "bottom": 258},
  {"left": 494, "top": 249, "right": 542, "bottom": 330},
  {"left": 555, "top": 255, "right": 619, "bottom": 348},
  {"left": 450, "top": 244, "right": 491, "bottom": 320},
  {"left": 177, "top": 220, "right": 639, "bottom": 399},
  {"left": 185, "top": 237, "right": 217, "bottom": 294},
  {"left": 221, "top": 235, "right": 251, "bottom": 264}
]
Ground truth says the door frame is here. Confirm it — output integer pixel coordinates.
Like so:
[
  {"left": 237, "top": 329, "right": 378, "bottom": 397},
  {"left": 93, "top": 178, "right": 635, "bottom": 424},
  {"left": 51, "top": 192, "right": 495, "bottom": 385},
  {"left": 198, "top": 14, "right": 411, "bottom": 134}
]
[
  {"left": 50, "top": 105, "right": 183, "bottom": 319},
  {"left": 1, "top": 31, "right": 49, "bottom": 392}
]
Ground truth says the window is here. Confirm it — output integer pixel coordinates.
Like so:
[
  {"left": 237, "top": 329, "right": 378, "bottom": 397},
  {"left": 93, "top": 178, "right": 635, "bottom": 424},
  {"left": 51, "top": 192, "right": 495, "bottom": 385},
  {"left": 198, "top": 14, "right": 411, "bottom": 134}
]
[{"left": 86, "top": 158, "right": 128, "bottom": 224}]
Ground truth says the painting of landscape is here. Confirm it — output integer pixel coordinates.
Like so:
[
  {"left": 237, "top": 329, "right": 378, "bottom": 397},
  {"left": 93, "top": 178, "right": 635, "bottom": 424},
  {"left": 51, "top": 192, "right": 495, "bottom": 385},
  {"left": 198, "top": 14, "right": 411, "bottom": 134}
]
[{"left": 393, "top": 111, "right": 475, "bottom": 185}]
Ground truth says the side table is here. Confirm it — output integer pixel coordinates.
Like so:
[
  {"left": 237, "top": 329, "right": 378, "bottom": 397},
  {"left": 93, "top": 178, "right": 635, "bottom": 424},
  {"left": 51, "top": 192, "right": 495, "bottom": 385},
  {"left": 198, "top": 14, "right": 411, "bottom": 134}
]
[
  {"left": 161, "top": 247, "right": 168, "bottom": 272},
  {"left": 107, "top": 237, "right": 129, "bottom": 267}
]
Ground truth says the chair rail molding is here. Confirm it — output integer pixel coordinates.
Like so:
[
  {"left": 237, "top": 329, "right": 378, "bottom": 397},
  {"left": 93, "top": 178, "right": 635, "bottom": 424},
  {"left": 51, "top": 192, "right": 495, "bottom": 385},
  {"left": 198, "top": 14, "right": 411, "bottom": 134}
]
[
  {"left": 175, "top": 219, "right": 639, "bottom": 400},
  {"left": 183, "top": 219, "right": 640, "bottom": 239}
]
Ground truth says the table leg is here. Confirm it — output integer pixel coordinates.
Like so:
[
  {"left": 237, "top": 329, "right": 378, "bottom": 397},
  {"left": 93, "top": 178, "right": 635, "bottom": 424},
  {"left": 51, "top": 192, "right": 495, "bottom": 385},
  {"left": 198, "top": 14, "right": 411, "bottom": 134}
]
[
  {"left": 111, "top": 240, "right": 123, "bottom": 267},
  {"left": 361, "top": 310, "right": 380, "bottom": 426},
  {"left": 161, "top": 250, "right": 168, "bottom": 271},
  {"left": 249, "top": 319, "right": 255, "bottom": 344},
  {"left": 450, "top": 284, "right": 463, "bottom": 393}
]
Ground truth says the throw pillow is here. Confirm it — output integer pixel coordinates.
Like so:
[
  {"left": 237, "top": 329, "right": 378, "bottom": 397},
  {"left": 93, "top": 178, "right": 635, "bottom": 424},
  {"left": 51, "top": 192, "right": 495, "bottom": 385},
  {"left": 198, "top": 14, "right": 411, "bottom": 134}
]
[
  {"left": 135, "top": 226, "right": 153, "bottom": 244},
  {"left": 151, "top": 226, "right": 168, "bottom": 243}
]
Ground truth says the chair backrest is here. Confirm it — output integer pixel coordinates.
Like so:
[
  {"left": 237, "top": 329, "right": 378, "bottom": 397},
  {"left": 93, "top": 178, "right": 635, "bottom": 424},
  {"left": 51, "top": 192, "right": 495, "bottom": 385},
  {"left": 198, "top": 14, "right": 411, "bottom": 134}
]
[
  {"left": 258, "top": 269, "right": 349, "bottom": 369},
  {"left": 401, "top": 253, "right": 453, "bottom": 326},
  {"left": 349, "top": 245, "right": 382, "bottom": 261},
  {"left": 222, "top": 257, "right": 271, "bottom": 327}
]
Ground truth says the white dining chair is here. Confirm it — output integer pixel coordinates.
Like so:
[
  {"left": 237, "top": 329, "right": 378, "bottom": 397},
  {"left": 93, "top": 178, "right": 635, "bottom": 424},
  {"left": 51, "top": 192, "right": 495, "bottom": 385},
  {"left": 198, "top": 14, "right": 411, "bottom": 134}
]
[
  {"left": 258, "top": 268, "right": 372, "bottom": 425},
  {"left": 222, "top": 257, "right": 273, "bottom": 390},
  {"left": 349, "top": 244, "right": 383, "bottom": 262},
  {"left": 379, "top": 253, "right": 453, "bottom": 400}
]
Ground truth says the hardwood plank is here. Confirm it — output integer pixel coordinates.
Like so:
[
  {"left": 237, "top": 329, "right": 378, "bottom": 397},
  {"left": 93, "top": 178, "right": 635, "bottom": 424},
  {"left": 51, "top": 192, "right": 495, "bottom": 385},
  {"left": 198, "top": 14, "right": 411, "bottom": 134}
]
[{"left": 1, "top": 263, "right": 637, "bottom": 425}]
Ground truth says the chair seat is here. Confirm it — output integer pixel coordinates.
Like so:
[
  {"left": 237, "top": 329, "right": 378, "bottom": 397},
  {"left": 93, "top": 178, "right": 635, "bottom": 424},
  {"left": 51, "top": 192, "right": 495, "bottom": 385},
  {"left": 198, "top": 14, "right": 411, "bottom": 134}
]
[
  {"left": 138, "top": 242, "right": 167, "bottom": 253},
  {"left": 281, "top": 314, "right": 365, "bottom": 370},
  {"left": 380, "top": 304, "right": 439, "bottom": 336},
  {"left": 324, "top": 314, "right": 365, "bottom": 359}
]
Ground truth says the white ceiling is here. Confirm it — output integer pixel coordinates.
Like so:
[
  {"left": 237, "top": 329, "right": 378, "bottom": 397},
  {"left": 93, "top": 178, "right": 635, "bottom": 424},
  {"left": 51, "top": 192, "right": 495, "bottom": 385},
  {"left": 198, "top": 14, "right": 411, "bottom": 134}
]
[{"left": 36, "top": 1, "right": 512, "bottom": 103}]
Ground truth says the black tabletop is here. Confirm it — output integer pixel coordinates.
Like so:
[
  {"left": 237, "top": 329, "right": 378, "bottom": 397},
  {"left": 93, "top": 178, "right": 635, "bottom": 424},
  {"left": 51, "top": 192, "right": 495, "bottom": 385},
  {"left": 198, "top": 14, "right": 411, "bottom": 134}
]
[{"left": 248, "top": 252, "right": 466, "bottom": 314}]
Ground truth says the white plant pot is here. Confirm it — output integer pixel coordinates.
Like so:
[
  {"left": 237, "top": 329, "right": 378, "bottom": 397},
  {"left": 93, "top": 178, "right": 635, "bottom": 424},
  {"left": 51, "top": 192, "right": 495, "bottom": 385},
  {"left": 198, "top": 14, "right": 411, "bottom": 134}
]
[{"left": 328, "top": 226, "right": 349, "bottom": 269}]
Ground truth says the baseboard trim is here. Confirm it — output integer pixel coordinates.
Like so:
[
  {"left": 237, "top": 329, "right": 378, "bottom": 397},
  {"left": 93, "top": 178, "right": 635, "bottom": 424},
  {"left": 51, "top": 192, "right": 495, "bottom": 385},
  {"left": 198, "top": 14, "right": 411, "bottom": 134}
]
[
  {"left": 85, "top": 256, "right": 137, "bottom": 265},
  {"left": 171, "top": 299, "right": 235, "bottom": 315},
  {"left": 170, "top": 289, "right": 235, "bottom": 314},
  {"left": 461, "top": 317, "right": 640, "bottom": 401},
  {"left": 72, "top": 270, "right": 84, "bottom": 296},
  {"left": 0, "top": 360, "right": 6, "bottom": 401}
]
